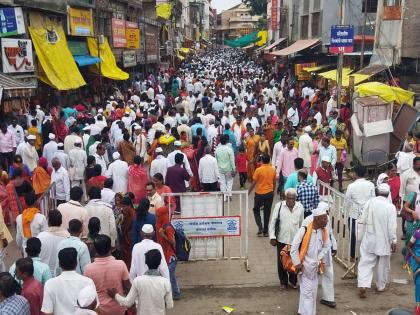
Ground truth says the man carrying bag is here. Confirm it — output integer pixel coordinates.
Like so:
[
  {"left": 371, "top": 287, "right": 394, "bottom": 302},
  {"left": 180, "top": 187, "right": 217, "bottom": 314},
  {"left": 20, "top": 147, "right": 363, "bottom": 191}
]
[{"left": 268, "top": 188, "right": 304, "bottom": 289}]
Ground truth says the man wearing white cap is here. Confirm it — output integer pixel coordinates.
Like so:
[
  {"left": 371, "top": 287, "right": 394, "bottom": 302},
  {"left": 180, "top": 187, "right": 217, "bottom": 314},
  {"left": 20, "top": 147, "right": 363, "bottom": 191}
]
[
  {"left": 69, "top": 138, "right": 87, "bottom": 189},
  {"left": 75, "top": 286, "right": 98, "bottom": 314},
  {"left": 42, "top": 133, "right": 58, "bottom": 167},
  {"left": 167, "top": 141, "right": 193, "bottom": 177},
  {"left": 53, "top": 143, "right": 70, "bottom": 170},
  {"left": 358, "top": 183, "right": 397, "bottom": 298},
  {"left": 298, "top": 126, "right": 313, "bottom": 169},
  {"left": 133, "top": 125, "right": 147, "bottom": 161},
  {"left": 291, "top": 203, "right": 330, "bottom": 315},
  {"left": 150, "top": 147, "right": 169, "bottom": 179},
  {"left": 106, "top": 152, "right": 129, "bottom": 193},
  {"left": 130, "top": 224, "right": 169, "bottom": 281},
  {"left": 65, "top": 126, "right": 83, "bottom": 154},
  {"left": 21, "top": 134, "right": 39, "bottom": 172}
]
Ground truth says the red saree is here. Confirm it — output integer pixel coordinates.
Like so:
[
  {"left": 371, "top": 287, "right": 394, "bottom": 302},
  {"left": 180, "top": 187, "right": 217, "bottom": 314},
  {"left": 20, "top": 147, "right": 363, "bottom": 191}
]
[{"left": 128, "top": 165, "right": 148, "bottom": 204}]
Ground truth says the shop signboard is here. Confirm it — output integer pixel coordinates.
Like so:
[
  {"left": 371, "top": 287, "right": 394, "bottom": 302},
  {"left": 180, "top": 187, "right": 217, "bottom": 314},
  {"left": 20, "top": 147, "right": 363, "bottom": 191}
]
[
  {"left": 67, "top": 7, "right": 94, "bottom": 36},
  {"left": 126, "top": 21, "right": 140, "bottom": 49},
  {"left": 122, "top": 50, "right": 137, "bottom": 67},
  {"left": 330, "top": 25, "right": 354, "bottom": 54},
  {"left": 112, "top": 18, "right": 126, "bottom": 48},
  {"left": 1, "top": 38, "right": 35, "bottom": 73},
  {"left": 271, "top": 0, "right": 278, "bottom": 31},
  {"left": 145, "top": 25, "right": 159, "bottom": 62},
  {"left": 0, "top": 7, "right": 25, "bottom": 37},
  {"left": 172, "top": 216, "right": 241, "bottom": 238},
  {"left": 295, "top": 62, "right": 315, "bottom": 81}
]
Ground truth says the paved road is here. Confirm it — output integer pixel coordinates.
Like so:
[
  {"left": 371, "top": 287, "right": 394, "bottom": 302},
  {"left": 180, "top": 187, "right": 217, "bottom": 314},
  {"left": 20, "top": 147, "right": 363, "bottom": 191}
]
[{"left": 3, "top": 174, "right": 414, "bottom": 314}]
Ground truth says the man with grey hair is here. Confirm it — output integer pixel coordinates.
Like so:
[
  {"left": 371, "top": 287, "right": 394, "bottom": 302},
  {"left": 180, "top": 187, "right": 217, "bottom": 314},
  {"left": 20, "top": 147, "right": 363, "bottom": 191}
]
[{"left": 268, "top": 188, "right": 304, "bottom": 288}]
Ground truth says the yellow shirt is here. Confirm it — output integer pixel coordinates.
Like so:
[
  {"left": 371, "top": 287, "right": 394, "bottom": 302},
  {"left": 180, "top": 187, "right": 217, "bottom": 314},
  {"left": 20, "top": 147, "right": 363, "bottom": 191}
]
[
  {"left": 253, "top": 164, "right": 276, "bottom": 195},
  {"left": 330, "top": 137, "right": 347, "bottom": 161}
]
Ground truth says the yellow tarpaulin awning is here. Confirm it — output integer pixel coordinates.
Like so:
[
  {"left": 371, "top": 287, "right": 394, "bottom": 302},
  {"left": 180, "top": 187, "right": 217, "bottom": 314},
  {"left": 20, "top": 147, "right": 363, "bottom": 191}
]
[
  {"left": 341, "top": 73, "right": 371, "bottom": 87},
  {"left": 87, "top": 37, "right": 129, "bottom": 81},
  {"left": 178, "top": 47, "right": 191, "bottom": 55},
  {"left": 318, "top": 68, "right": 353, "bottom": 81},
  {"left": 28, "top": 25, "right": 86, "bottom": 90},
  {"left": 176, "top": 52, "right": 185, "bottom": 61},
  {"left": 156, "top": 3, "right": 173, "bottom": 20},
  {"left": 303, "top": 65, "right": 328, "bottom": 73},
  {"left": 356, "top": 82, "right": 415, "bottom": 106}
]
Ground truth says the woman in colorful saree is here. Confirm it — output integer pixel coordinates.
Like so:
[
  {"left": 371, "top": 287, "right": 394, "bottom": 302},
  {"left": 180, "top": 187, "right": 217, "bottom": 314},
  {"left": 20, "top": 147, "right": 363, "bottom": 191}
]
[
  {"left": 0, "top": 166, "right": 10, "bottom": 225},
  {"left": 127, "top": 155, "right": 148, "bottom": 205},
  {"left": 152, "top": 173, "right": 176, "bottom": 213},
  {"left": 6, "top": 168, "right": 34, "bottom": 224},
  {"left": 119, "top": 196, "right": 136, "bottom": 267},
  {"left": 245, "top": 128, "right": 260, "bottom": 181},
  {"left": 32, "top": 157, "right": 51, "bottom": 197},
  {"left": 407, "top": 228, "right": 420, "bottom": 312}
]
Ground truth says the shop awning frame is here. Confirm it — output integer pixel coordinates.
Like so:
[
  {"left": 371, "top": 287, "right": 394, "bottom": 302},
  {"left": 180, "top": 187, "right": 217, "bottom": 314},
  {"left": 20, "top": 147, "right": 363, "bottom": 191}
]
[
  {"left": 264, "top": 38, "right": 286, "bottom": 52},
  {"left": 270, "top": 38, "right": 320, "bottom": 56}
]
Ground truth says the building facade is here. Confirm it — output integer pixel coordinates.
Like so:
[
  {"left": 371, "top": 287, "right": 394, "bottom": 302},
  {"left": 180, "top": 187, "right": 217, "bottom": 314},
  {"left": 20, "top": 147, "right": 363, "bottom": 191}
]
[{"left": 215, "top": 3, "right": 260, "bottom": 46}]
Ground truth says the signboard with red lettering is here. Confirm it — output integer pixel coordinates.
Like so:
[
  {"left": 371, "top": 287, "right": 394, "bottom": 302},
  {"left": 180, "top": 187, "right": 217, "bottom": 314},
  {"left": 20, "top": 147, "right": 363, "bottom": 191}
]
[
  {"left": 112, "top": 18, "right": 126, "bottom": 48},
  {"left": 1, "top": 38, "right": 34, "bottom": 73},
  {"left": 271, "top": 0, "right": 278, "bottom": 31}
]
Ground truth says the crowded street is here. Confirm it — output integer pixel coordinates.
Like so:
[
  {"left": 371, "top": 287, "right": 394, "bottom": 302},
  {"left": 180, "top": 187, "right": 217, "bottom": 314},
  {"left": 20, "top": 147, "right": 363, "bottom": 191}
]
[{"left": 1, "top": 0, "right": 420, "bottom": 311}]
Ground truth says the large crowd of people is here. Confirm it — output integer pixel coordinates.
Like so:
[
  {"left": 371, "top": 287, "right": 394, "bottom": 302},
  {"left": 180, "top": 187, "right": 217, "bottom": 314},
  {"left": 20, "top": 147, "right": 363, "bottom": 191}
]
[{"left": 0, "top": 48, "right": 418, "bottom": 314}]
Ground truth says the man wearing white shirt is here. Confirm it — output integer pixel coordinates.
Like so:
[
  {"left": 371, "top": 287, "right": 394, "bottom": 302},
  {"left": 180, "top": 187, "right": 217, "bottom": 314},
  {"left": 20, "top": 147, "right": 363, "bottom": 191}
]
[
  {"left": 396, "top": 144, "right": 416, "bottom": 175},
  {"left": 268, "top": 188, "right": 304, "bottom": 288},
  {"left": 94, "top": 144, "right": 108, "bottom": 176},
  {"left": 263, "top": 98, "right": 277, "bottom": 120},
  {"left": 206, "top": 119, "right": 218, "bottom": 148},
  {"left": 298, "top": 126, "right": 314, "bottom": 169},
  {"left": 64, "top": 127, "right": 83, "bottom": 154},
  {"left": 345, "top": 165, "right": 376, "bottom": 259},
  {"left": 272, "top": 139, "right": 285, "bottom": 169},
  {"left": 21, "top": 135, "right": 39, "bottom": 172},
  {"left": 287, "top": 103, "right": 299, "bottom": 127},
  {"left": 130, "top": 224, "right": 169, "bottom": 281},
  {"left": 243, "top": 111, "right": 260, "bottom": 131},
  {"left": 358, "top": 184, "right": 397, "bottom": 298},
  {"left": 101, "top": 178, "right": 116, "bottom": 206},
  {"left": 53, "top": 143, "right": 70, "bottom": 170},
  {"left": 42, "top": 133, "right": 58, "bottom": 167},
  {"left": 68, "top": 139, "right": 87, "bottom": 189},
  {"left": 107, "top": 152, "right": 129, "bottom": 193},
  {"left": 85, "top": 187, "right": 118, "bottom": 247},
  {"left": 167, "top": 141, "right": 193, "bottom": 177},
  {"left": 326, "top": 95, "right": 337, "bottom": 118},
  {"left": 186, "top": 91, "right": 196, "bottom": 115},
  {"left": 16, "top": 193, "right": 48, "bottom": 253},
  {"left": 199, "top": 147, "right": 220, "bottom": 191},
  {"left": 41, "top": 247, "right": 97, "bottom": 314},
  {"left": 150, "top": 147, "right": 169, "bottom": 179},
  {"left": 8, "top": 118, "right": 24, "bottom": 145},
  {"left": 51, "top": 158, "right": 71, "bottom": 205}
]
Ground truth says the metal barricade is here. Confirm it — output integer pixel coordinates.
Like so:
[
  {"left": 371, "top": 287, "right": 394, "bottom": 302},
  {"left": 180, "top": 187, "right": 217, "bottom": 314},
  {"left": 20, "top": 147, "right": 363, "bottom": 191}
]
[
  {"left": 162, "top": 191, "right": 250, "bottom": 271},
  {"left": 37, "top": 183, "right": 56, "bottom": 217},
  {"left": 318, "top": 181, "right": 359, "bottom": 279}
]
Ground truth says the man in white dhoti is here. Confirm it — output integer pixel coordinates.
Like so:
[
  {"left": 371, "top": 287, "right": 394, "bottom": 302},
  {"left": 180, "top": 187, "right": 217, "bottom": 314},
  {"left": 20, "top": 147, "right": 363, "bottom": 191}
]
[
  {"left": 358, "top": 184, "right": 397, "bottom": 298},
  {"left": 106, "top": 152, "right": 129, "bottom": 193},
  {"left": 291, "top": 205, "right": 330, "bottom": 315}
]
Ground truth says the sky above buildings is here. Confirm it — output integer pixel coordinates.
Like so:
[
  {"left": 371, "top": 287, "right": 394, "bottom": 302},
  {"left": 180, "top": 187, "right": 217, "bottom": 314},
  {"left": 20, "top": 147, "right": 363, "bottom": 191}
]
[{"left": 212, "top": 0, "right": 241, "bottom": 12}]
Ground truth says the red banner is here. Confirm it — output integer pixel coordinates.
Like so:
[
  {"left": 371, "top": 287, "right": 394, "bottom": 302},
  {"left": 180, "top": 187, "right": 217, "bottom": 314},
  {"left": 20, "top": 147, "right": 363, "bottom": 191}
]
[
  {"left": 112, "top": 18, "right": 126, "bottom": 48},
  {"left": 271, "top": 0, "right": 278, "bottom": 31}
]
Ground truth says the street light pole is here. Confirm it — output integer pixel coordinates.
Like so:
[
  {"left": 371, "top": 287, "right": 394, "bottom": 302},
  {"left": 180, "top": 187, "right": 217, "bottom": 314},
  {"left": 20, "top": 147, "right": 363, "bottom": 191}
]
[{"left": 336, "top": 0, "right": 345, "bottom": 109}]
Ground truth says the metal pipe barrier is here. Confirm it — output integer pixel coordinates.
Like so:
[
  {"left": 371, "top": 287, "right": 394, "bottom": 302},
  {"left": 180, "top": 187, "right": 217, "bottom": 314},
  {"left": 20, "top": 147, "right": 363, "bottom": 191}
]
[
  {"left": 37, "top": 183, "right": 56, "bottom": 217},
  {"left": 162, "top": 191, "right": 250, "bottom": 271},
  {"left": 318, "top": 181, "right": 359, "bottom": 279}
]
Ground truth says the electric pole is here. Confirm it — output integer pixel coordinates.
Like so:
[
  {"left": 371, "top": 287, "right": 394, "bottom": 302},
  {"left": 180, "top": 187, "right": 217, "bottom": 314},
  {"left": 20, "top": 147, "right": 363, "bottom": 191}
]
[
  {"left": 360, "top": 0, "right": 368, "bottom": 68},
  {"left": 336, "top": 0, "right": 345, "bottom": 109}
]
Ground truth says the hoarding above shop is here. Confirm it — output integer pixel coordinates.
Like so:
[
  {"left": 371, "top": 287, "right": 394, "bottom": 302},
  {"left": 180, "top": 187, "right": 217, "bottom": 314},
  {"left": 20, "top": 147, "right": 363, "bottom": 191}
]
[
  {"left": 67, "top": 6, "right": 94, "bottom": 36},
  {"left": 1, "top": 38, "right": 35, "bottom": 73},
  {"left": 0, "top": 7, "right": 25, "bottom": 37},
  {"left": 112, "top": 18, "right": 127, "bottom": 48},
  {"left": 330, "top": 25, "right": 354, "bottom": 54},
  {"left": 126, "top": 21, "right": 140, "bottom": 49}
]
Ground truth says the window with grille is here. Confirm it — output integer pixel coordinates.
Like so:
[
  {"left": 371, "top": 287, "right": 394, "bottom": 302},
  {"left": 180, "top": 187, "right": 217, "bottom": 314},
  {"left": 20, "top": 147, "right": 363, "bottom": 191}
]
[
  {"left": 301, "top": 15, "right": 309, "bottom": 39},
  {"left": 311, "top": 12, "right": 320, "bottom": 37},
  {"left": 362, "top": 0, "right": 378, "bottom": 12}
]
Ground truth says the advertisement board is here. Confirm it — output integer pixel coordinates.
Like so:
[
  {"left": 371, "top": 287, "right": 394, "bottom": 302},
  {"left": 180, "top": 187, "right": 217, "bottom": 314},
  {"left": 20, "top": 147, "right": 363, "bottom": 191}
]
[
  {"left": 122, "top": 50, "right": 136, "bottom": 67},
  {"left": 1, "top": 38, "right": 34, "bottom": 73},
  {"left": 0, "top": 7, "right": 25, "bottom": 37},
  {"left": 295, "top": 62, "right": 316, "bottom": 81},
  {"left": 271, "top": 0, "right": 278, "bottom": 31},
  {"left": 126, "top": 21, "right": 140, "bottom": 49},
  {"left": 112, "top": 18, "right": 126, "bottom": 48},
  {"left": 330, "top": 25, "right": 354, "bottom": 54},
  {"left": 172, "top": 216, "right": 241, "bottom": 238},
  {"left": 145, "top": 25, "right": 159, "bottom": 62},
  {"left": 67, "top": 7, "right": 94, "bottom": 36}
]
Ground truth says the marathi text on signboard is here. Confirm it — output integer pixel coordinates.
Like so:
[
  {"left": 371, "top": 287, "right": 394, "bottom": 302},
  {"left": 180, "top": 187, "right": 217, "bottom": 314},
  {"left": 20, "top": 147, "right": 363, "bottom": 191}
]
[
  {"left": 67, "top": 7, "right": 94, "bottom": 36},
  {"left": 172, "top": 216, "right": 241, "bottom": 238},
  {"left": 122, "top": 50, "right": 136, "bottom": 67},
  {"left": 0, "top": 7, "right": 25, "bottom": 37},
  {"left": 126, "top": 21, "right": 140, "bottom": 49},
  {"left": 271, "top": 0, "right": 278, "bottom": 31},
  {"left": 145, "top": 25, "right": 159, "bottom": 62},
  {"left": 1, "top": 38, "right": 34, "bottom": 73},
  {"left": 330, "top": 25, "right": 354, "bottom": 54},
  {"left": 112, "top": 18, "right": 126, "bottom": 48}
]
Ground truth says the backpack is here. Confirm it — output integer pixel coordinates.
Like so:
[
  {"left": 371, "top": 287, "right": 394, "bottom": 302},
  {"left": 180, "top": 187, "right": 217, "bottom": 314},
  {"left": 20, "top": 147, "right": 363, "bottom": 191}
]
[{"left": 164, "top": 223, "right": 191, "bottom": 261}]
